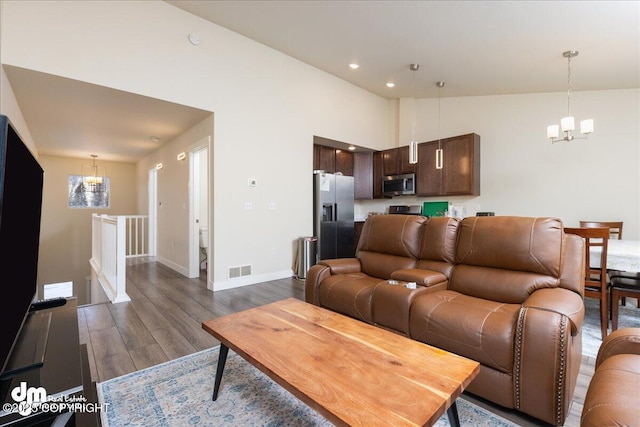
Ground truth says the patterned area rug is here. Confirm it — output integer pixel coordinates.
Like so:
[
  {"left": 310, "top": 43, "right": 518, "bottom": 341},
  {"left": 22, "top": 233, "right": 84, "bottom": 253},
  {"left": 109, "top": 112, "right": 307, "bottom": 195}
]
[
  {"left": 97, "top": 346, "right": 518, "bottom": 427},
  {"left": 582, "top": 297, "right": 639, "bottom": 357}
]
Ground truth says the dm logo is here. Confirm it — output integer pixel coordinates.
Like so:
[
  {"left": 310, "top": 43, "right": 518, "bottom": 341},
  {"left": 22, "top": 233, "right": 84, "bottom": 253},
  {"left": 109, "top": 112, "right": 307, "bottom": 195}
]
[{"left": 11, "top": 382, "right": 47, "bottom": 416}]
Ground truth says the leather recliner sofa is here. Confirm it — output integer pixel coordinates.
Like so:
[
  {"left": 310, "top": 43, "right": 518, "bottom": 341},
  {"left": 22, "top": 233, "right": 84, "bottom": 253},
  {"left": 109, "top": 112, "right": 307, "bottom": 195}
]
[
  {"left": 306, "top": 214, "right": 585, "bottom": 426},
  {"left": 581, "top": 327, "right": 640, "bottom": 427}
]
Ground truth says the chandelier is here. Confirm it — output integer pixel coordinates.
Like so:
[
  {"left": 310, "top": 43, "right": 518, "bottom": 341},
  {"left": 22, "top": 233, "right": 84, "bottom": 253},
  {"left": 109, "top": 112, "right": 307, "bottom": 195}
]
[
  {"left": 546, "top": 50, "right": 594, "bottom": 143},
  {"left": 82, "top": 154, "right": 106, "bottom": 193}
]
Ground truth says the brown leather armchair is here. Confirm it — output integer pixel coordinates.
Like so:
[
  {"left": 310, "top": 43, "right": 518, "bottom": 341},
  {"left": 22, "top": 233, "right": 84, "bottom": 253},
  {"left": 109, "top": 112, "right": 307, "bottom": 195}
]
[
  {"left": 581, "top": 327, "right": 640, "bottom": 427},
  {"left": 409, "top": 216, "right": 584, "bottom": 426}
]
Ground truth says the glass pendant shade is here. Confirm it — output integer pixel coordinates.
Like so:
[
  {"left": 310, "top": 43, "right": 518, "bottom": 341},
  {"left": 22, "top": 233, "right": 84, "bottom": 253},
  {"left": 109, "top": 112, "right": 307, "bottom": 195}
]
[
  {"left": 580, "top": 119, "right": 594, "bottom": 134},
  {"left": 561, "top": 116, "right": 575, "bottom": 132},
  {"left": 409, "top": 140, "right": 418, "bottom": 164},
  {"left": 547, "top": 125, "right": 560, "bottom": 139}
]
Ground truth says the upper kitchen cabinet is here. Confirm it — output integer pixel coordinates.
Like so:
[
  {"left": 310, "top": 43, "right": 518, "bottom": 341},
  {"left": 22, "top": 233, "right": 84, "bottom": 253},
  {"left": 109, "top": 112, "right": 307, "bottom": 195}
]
[
  {"left": 314, "top": 144, "right": 335, "bottom": 172},
  {"left": 313, "top": 144, "right": 353, "bottom": 176},
  {"left": 398, "top": 146, "right": 417, "bottom": 174},
  {"left": 335, "top": 149, "right": 354, "bottom": 176},
  {"left": 372, "top": 151, "right": 385, "bottom": 199},
  {"left": 382, "top": 148, "right": 399, "bottom": 175},
  {"left": 416, "top": 133, "right": 480, "bottom": 197},
  {"left": 354, "top": 152, "right": 373, "bottom": 199},
  {"left": 382, "top": 147, "right": 416, "bottom": 176}
]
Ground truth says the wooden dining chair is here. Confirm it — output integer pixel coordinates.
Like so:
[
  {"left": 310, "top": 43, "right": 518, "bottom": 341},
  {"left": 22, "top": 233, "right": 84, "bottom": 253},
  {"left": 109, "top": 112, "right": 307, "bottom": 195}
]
[
  {"left": 580, "top": 220, "right": 637, "bottom": 306},
  {"left": 565, "top": 227, "right": 610, "bottom": 339},
  {"left": 609, "top": 275, "right": 640, "bottom": 330}
]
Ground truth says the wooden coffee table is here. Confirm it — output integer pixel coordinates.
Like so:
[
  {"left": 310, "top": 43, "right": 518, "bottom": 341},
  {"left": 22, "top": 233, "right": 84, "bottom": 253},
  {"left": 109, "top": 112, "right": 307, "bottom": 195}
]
[{"left": 202, "top": 298, "right": 479, "bottom": 427}]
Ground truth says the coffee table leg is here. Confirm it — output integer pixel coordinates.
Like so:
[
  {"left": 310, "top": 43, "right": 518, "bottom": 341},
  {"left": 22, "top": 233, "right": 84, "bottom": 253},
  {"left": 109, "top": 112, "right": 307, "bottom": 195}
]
[
  {"left": 212, "top": 344, "right": 229, "bottom": 401},
  {"left": 447, "top": 401, "right": 460, "bottom": 427}
]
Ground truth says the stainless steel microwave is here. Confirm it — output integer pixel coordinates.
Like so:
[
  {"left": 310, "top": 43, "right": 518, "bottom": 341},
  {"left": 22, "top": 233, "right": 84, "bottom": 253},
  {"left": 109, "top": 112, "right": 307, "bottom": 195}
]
[{"left": 382, "top": 173, "right": 415, "bottom": 197}]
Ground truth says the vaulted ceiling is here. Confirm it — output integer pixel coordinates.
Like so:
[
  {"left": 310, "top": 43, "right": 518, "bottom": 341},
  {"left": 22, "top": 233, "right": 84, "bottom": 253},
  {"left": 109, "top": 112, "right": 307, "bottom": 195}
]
[{"left": 4, "top": 1, "right": 638, "bottom": 161}]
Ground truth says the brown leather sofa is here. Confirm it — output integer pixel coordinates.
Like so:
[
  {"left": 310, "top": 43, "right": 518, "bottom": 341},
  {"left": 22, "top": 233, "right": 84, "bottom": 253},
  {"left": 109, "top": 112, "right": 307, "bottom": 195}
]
[
  {"left": 306, "top": 214, "right": 585, "bottom": 426},
  {"left": 581, "top": 327, "right": 640, "bottom": 427}
]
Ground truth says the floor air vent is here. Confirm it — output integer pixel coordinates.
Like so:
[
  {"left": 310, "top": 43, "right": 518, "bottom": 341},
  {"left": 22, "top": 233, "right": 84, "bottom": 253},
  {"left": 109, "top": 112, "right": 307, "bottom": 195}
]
[{"left": 229, "top": 265, "right": 252, "bottom": 279}]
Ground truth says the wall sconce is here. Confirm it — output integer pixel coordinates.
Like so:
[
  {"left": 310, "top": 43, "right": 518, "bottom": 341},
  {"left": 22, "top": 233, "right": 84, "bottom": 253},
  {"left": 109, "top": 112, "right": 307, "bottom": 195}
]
[
  {"left": 177, "top": 152, "right": 186, "bottom": 161},
  {"left": 155, "top": 163, "right": 163, "bottom": 170}
]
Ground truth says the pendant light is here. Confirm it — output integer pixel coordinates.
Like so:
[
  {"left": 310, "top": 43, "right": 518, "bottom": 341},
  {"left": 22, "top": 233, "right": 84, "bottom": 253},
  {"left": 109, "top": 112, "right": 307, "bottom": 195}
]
[
  {"left": 435, "top": 81, "right": 445, "bottom": 169},
  {"left": 409, "top": 64, "right": 419, "bottom": 164},
  {"left": 547, "top": 50, "right": 594, "bottom": 142},
  {"left": 82, "top": 155, "right": 106, "bottom": 193}
]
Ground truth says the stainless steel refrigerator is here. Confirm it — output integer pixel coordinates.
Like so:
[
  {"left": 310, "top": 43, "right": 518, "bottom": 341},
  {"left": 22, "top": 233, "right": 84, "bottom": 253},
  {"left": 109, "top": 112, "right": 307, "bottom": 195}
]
[{"left": 313, "top": 172, "right": 354, "bottom": 263}]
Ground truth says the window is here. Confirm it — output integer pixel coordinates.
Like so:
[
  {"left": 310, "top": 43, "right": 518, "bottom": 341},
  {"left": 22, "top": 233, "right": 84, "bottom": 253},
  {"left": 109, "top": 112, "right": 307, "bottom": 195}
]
[{"left": 68, "top": 175, "right": 110, "bottom": 208}]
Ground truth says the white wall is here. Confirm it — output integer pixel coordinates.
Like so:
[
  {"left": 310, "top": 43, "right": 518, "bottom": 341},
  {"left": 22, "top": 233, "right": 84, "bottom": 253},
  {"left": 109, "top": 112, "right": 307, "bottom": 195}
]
[
  {"left": 0, "top": 67, "right": 36, "bottom": 156},
  {"left": 37, "top": 156, "right": 138, "bottom": 304},
  {"left": 0, "top": 0, "right": 392, "bottom": 290},
  {"left": 4, "top": 0, "right": 637, "bottom": 296},
  {"left": 356, "top": 89, "right": 640, "bottom": 239}
]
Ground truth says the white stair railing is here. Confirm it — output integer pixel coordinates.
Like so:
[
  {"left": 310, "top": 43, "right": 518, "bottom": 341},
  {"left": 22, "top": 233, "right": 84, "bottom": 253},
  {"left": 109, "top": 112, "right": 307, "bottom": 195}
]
[{"left": 90, "top": 214, "right": 149, "bottom": 303}]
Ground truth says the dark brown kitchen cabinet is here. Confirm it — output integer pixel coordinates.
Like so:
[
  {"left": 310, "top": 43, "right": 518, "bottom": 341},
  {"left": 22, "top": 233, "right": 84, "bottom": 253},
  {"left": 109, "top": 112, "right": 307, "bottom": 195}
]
[
  {"left": 398, "top": 146, "right": 417, "bottom": 174},
  {"left": 354, "top": 152, "right": 373, "bottom": 199},
  {"left": 335, "top": 149, "right": 354, "bottom": 176},
  {"left": 373, "top": 151, "right": 385, "bottom": 199},
  {"left": 416, "top": 133, "right": 480, "bottom": 196},
  {"left": 314, "top": 144, "right": 336, "bottom": 173},
  {"left": 313, "top": 144, "right": 354, "bottom": 176},
  {"left": 382, "top": 148, "right": 399, "bottom": 175},
  {"left": 382, "top": 147, "right": 416, "bottom": 176}
]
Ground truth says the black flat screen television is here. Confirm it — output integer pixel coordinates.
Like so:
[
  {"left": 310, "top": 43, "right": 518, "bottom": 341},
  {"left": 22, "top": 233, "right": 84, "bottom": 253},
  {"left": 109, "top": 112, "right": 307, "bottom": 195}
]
[{"left": 0, "top": 114, "right": 44, "bottom": 377}]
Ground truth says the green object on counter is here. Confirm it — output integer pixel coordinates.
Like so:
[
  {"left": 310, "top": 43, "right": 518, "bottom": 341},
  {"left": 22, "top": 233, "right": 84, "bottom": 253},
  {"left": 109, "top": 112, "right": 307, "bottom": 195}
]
[{"left": 423, "top": 201, "right": 449, "bottom": 217}]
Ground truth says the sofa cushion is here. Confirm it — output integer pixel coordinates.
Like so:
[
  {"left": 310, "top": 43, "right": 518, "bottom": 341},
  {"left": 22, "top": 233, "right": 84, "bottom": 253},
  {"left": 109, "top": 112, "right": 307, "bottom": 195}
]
[
  {"left": 456, "top": 216, "right": 563, "bottom": 276},
  {"left": 409, "top": 290, "right": 521, "bottom": 373},
  {"left": 451, "top": 216, "right": 564, "bottom": 303},
  {"left": 317, "top": 273, "right": 379, "bottom": 323},
  {"left": 415, "top": 217, "right": 459, "bottom": 277},
  {"left": 356, "top": 214, "right": 425, "bottom": 278}
]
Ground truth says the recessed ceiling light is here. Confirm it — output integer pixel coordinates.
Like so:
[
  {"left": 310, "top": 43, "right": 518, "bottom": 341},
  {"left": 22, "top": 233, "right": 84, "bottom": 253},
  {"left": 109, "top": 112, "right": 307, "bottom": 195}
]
[
  {"left": 150, "top": 136, "right": 160, "bottom": 143},
  {"left": 349, "top": 63, "right": 359, "bottom": 69},
  {"left": 347, "top": 145, "right": 356, "bottom": 151},
  {"left": 386, "top": 82, "right": 395, "bottom": 88}
]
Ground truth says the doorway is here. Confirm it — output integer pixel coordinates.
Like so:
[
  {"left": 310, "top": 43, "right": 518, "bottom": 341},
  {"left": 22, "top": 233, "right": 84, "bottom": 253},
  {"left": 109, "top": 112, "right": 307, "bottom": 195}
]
[{"left": 188, "top": 137, "right": 211, "bottom": 281}]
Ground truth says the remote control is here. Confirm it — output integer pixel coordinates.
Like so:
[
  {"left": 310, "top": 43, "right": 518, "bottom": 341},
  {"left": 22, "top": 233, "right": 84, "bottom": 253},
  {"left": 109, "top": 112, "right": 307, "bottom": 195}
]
[{"left": 30, "top": 297, "right": 67, "bottom": 311}]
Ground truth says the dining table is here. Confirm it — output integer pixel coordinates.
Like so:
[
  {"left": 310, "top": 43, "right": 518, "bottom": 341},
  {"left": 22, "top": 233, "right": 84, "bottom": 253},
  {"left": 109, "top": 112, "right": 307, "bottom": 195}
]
[{"left": 590, "top": 239, "right": 640, "bottom": 272}]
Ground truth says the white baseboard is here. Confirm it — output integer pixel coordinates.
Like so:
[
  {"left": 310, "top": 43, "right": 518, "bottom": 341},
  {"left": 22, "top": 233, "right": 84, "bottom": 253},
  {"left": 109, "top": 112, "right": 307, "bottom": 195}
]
[
  {"left": 211, "top": 269, "right": 294, "bottom": 291},
  {"left": 156, "top": 256, "right": 190, "bottom": 277}
]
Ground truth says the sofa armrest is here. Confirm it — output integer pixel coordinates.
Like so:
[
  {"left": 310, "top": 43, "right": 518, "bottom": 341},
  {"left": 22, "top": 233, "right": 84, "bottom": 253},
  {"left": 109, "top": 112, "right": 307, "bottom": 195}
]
[
  {"left": 305, "top": 259, "right": 363, "bottom": 306},
  {"left": 523, "top": 288, "right": 584, "bottom": 336},
  {"left": 318, "top": 258, "right": 362, "bottom": 274},
  {"left": 595, "top": 327, "right": 640, "bottom": 369},
  {"left": 390, "top": 269, "right": 447, "bottom": 286}
]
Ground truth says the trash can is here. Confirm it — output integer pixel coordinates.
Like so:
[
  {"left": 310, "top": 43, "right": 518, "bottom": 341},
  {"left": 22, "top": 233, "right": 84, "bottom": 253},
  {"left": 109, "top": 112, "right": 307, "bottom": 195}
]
[{"left": 296, "top": 236, "right": 317, "bottom": 279}]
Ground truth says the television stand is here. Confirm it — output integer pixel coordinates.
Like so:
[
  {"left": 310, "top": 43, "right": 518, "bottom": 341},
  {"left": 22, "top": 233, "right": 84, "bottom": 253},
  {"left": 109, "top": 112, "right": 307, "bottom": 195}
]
[
  {"left": 0, "top": 297, "right": 98, "bottom": 426},
  {"left": 0, "top": 311, "right": 52, "bottom": 380}
]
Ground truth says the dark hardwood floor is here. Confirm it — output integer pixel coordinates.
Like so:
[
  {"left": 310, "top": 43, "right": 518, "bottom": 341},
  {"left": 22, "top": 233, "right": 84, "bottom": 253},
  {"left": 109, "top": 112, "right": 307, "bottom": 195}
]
[{"left": 79, "top": 258, "right": 591, "bottom": 426}]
